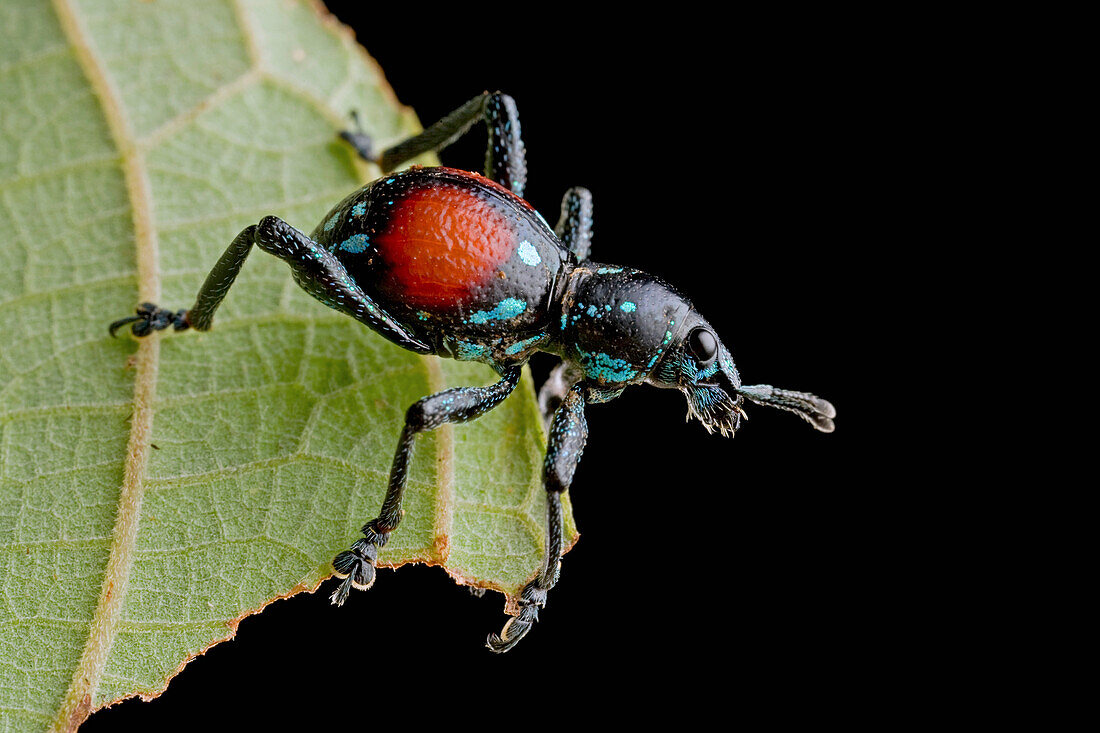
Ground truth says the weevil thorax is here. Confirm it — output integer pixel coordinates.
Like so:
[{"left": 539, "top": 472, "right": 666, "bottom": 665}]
[{"left": 557, "top": 265, "right": 744, "bottom": 435}]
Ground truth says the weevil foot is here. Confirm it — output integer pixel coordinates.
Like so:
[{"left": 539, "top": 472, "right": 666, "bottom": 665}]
[
  {"left": 339, "top": 110, "right": 379, "bottom": 164},
  {"left": 329, "top": 523, "right": 388, "bottom": 606},
  {"left": 485, "top": 578, "right": 551, "bottom": 653},
  {"left": 108, "top": 302, "right": 189, "bottom": 338}
]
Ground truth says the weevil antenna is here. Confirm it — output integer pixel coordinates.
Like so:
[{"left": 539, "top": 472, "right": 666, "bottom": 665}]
[{"left": 735, "top": 384, "right": 836, "bottom": 433}]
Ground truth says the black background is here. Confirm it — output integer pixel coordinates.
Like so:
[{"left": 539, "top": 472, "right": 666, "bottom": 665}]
[{"left": 87, "top": 5, "right": 903, "bottom": 729}]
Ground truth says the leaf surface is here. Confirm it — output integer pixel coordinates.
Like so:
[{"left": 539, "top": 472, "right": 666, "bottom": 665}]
[{"left": 0, "top": 1, "right": 573, "bottom": 728}]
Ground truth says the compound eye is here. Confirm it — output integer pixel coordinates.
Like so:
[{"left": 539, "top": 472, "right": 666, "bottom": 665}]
[{"left": 686, "top": 327, "right": 718, "bottom": 366}]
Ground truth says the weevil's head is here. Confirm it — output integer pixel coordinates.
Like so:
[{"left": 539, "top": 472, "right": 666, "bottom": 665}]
[
  {"left": 561, "top": 266, "right": 836, "bottom": 436},
  {"left": 646, "top": 312, "right": 747, "bottom": 437}
]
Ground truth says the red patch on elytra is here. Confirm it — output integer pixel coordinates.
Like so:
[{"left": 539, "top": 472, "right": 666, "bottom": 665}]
[{"left": 374, "top": 178, "right": 519, "bottom": 307}]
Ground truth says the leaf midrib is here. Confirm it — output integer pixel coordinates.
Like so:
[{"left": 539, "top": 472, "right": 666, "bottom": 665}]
[
  {"left": 47, "top": 0, "right": 161, "bottom": 727},
  {"left": 40, "top": 2, "right": 457, "bottom": 727}
]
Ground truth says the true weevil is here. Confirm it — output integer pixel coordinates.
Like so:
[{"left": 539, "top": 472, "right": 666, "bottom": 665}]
[{"left": 109, "top": 92, "right": 836, "bottom": 652}]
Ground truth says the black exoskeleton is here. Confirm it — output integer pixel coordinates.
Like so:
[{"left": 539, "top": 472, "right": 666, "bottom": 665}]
[{"left": 110, "top": 92, "right": 836, "bottom": 652}]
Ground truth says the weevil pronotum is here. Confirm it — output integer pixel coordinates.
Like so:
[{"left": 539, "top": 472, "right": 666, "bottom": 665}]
[{"left": 110, "top": 92, "right": 836, "bottom": 652}]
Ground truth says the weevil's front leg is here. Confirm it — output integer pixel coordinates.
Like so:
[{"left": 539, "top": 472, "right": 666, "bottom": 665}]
[
  {"left": 342, "top": 91, "right": 528, "bottom": 196},
  {"left": 487, "top": 382, "right": 589, "bottom": 652},
  {"left": 330, "top": 365, "right": 525, "bottom": 606},
  {"left": 555, "top": 187, "right": 594, "bottom": 262},
  {"left": 109, "top": 217, "right": 429, "bottom": 353}
]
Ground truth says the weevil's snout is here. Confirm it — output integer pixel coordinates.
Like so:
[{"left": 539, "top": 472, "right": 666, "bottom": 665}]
[
  {"left": 682, "top": 338, "right": 746, "bottom": 437},
  {"left": 646, "top": 316, "right": 746, "bottom": 437},
  {"left": 648, "top": 313, "right": 835, "bottom": 436}
]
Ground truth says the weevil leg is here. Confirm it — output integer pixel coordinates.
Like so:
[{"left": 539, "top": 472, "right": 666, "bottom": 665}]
[
  {"left": 554, "top": 187, "right": 594, "bottom": 262},
  {"left": 330, "top": 365, "right": 525, "bottom": 606},
  {"left": 337, "top": 110, "right": 375, "bottom": 163},
  {"left": 108, "top": 217, "right": 430, "bottom": 353},
  {"left": 487, "top": 382, "right": 589, "bottom": 652},
  {"left": 341, "top": 91, "right": 528, "bottom": 197}
]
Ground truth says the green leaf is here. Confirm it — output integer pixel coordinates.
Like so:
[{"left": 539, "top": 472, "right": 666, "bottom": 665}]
[{"left": 0, "top": 1, "right": 574, "bottom": 728}]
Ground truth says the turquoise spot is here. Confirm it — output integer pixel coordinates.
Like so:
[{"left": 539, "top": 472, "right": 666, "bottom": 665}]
[
  {"left": 504, "top": 334, "right": 549, "bottom": 355},
  {"left": 386, "top": 178, "right": 395, "bottom": 183},
  {"left": 517, "top": 240, "right": 541, "bottom": 266},
  {"left": 454, "top": 341, "right": 494, "bottom": 362},
  {"left": 576, "top": 346, "right": 639, "bottom": 383},
  {"left": 621, "top": 301, "right": 637, "bottom": 313},
  {"left": 352, "top": 202, "right": 367, "bottom": 216},
  {"left": 323, "top": 212, "right": 340, "bottom": 232},
  {"left": 586, "top": 305, "right": 597, "bottom": 317},
  {"left": 597, "top": 267, "right": 624, "bottom": 275},
  {"left": 338, "top": 234, "right": 370, "bottom": 253},
  {"left": 468, "top": 298, "right": 526, "bottom": 325}
]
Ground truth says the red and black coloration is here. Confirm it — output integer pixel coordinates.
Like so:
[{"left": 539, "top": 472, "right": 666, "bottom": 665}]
[
  {"left": 313, "top": 166, "right": 567, "bottom": 366},
  {"left": 109, "top": 92, "right": 836, "bottom": 652}
]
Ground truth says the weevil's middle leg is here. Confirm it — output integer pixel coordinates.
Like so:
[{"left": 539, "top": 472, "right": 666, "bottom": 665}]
[
  {"left": 330, "top": 366, "right": 524, "bottom": 606},
  {"left": 555, "top": 187, "right": 594, "bottom": 262}
]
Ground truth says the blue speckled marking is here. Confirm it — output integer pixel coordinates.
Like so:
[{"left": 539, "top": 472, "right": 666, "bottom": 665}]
[
  {"left": 416, "top": 311, "right": 430, "bottom": 321},
  {"left": 586, "top": 305, "right": 598, "bottom": 317},
  {"left": 453, "top": 340, "right": 494, "bottom": 362},
  {"left": 468, "top": 297, "right": 526, "bottom": 324},
  {"left": 351, "top": 202, "right": 367, "bottom": 216},
  {"left": 576, "top": 346, "right": 639, "bottom": 383},
  {"left": 596, "top": 266, "right": 623, "bottom": 275},
  {"left": 504, "top": 334, "right": 549, "bottom": 355},
  {"left": 338, "top": 234, "right": 370, "bottom": 253},
  {"left": 386, "top": 178, "right": 395, "bottom": 184},
  {"left": 517, "top": 240, "right": 541, "bottom": 266},
  {"left": 621, "top": 301, "right": 637, "bottom": 313},
  {"left": 323, "top": 212, "right": 340, "bottom": 232}
]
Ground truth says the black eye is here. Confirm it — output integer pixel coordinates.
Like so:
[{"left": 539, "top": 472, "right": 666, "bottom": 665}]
[{"left": 686, "top": 327, "right": 717, "bottom": 366}]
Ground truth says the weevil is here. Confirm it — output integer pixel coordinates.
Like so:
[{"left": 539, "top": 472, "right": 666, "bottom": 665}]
[{"left": 109, "top": 92, "right": 836, "bottom": 652}]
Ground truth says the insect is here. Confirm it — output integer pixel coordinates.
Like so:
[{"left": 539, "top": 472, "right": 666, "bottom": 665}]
[{"left": 109, "top": 92, "right": 836, "bottom": 652}]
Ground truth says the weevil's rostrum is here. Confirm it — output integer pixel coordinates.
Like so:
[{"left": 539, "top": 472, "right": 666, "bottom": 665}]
[{"left": 109, "top": 92, "right": 836, "bottom": 652}]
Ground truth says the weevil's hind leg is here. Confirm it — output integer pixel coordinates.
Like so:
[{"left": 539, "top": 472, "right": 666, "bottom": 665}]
[
  {"left": 330, "top": 366, "right": 525, "bottom": 606},
  {"left": 341, "top": 91, "right": 528, "bottom": 196},
  {"left": 109, "top": 217, "right": 430, "bottom": 354},
  {"left": 107, "top": 221, "right": 262, "bottom": 337},
  {"left": 487, "top": 382, "right": 589, "bottom": 653},
  {"left": 554, "top": 187, "right": 594, "bottom": 262}
]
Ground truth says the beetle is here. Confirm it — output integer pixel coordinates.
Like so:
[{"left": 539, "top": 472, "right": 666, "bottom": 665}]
[{"left": 109, "top": 92, "right": 836, "bottom": 652}]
